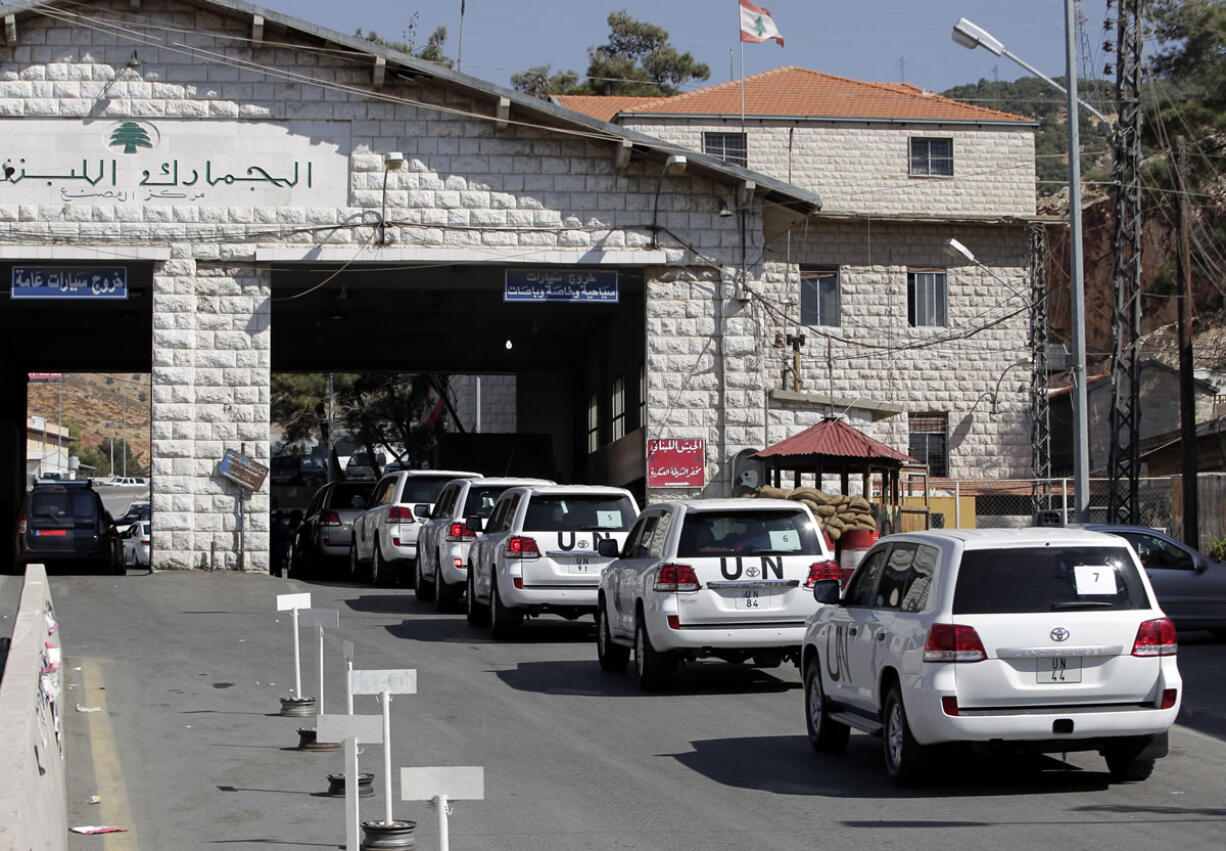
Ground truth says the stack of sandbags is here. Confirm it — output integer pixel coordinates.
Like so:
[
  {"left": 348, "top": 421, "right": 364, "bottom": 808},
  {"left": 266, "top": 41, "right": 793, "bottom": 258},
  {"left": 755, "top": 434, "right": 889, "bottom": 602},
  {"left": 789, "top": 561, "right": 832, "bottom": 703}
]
[{"left": 750, "top": 486, "right": 876, "bottom": 542}]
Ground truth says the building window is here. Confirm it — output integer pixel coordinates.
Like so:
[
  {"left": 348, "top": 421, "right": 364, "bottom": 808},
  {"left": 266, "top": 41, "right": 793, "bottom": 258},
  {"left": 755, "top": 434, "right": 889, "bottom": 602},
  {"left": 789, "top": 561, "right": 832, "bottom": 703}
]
[
  {"left": 611, "top": 377, "right": 626, "bottom": 441},
  {"left": 703, "top": 132, "right": 747, "bottom": 168},
  {"left": 587, "top": 393, "right": 599, "bottom": 454},
  {"left": 909, "top": 137, "right": 953, "bottom": 177},
  {"left": 800, "top": 268, "right": 840, "bottom": 326},
  {"left": 908, "top": 270, "right": 947, "bottom": 327},
  {"left": 909, "top": 412, "right": 948, "bottom": 477}
]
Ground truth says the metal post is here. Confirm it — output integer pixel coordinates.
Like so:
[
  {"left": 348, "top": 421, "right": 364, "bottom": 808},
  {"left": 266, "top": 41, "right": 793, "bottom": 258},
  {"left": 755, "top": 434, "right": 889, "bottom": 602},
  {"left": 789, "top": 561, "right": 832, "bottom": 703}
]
[
  {"left": 954, "top": 481, "right": 961, "bottom": 529},
  {"left": 1065, "top": 0, "right": 1090, "bottom": 523},
  {"left": 382, "top": 690, "right": 393, "bottom": 826},
  {"left": 122, "top": 391, "right": 127, "bottom": 477},
  {"left": 317, "top": 624, "right": 325, "bottom": 715},
  {"left": 292, "top": 607, "right": 302, "bottom": 699},
  {"left": 346, "top": 661, "right": 354, "bottom": 715},
  {"left": 437, "top": 794, "right": 450, "bottom": 851},
  {"left": 345, "top": 738, "right": 360, "bottom": 851}
]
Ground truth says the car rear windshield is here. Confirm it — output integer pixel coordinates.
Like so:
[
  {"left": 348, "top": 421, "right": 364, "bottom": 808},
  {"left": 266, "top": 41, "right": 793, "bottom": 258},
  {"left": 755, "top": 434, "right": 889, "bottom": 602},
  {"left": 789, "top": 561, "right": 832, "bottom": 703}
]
[
  {"left": 523, "top": 494, "right": 635, "bottom": 532},
  {"left": 463, "top": 485, "right": 515, "bottom": 519},
  {"left": 330, "top": 483, "right": 373, "bottom": 507},
  {"left": 29, "top": 491, "right": 99, "bottom": 525},
  {"left": 400, "top": 476, "right": 461, "bottom": 504},
  {"left": 953, "top": 546, "right": 1150, "bottom": 614},
  {"left": 677, "top": 509, "right": 821, "bottom": 557}
]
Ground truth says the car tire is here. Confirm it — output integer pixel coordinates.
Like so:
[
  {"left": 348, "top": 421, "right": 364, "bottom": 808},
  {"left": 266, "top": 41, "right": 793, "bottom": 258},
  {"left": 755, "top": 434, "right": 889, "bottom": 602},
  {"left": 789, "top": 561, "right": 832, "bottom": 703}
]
[
  {"left": 414, "top": 558, "right": 434, "bottom": 602},
  {"left": 465, "top": 570, "right": 488, "bottom": 626},
  {"left": 372, "top": 548, "right": 389, "bottom": 588},
  {"left": 435, "top": 575, "right": 460, "bottom": 613},
  {"left": 804, "top": 658, "right": 849, "bottom": 754},
  {"left": 634, "top": 614, "right": 673, "bottom": 691},
  {"left": 882, "top": 684, "right": 927, "bottom": 786},
  {"left": 348, "top": 544, "right": 360, "bottom": 582},
  {"left": 1104, "top": 748, "right": 1156, "bottom": 782},
  {"left": 596, "top": 599, "right": 630, "bottom": 673},
  {"left": 488, "top": 577, "right": 521, "bottom": 640}
]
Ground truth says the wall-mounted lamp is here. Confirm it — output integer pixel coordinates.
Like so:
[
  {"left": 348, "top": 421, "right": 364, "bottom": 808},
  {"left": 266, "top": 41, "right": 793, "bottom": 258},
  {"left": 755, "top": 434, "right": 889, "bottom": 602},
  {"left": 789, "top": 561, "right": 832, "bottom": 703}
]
[
  {"left": 651, "top": 154, "right": 687, "bottom": 248},
  {"left": 718, "top": 198, "right": 734, "bottom": 218},
  {"left": 126, "top": 50, "right": 141, "bottom": 69},
  {"left": 379, "top": 151, "right": 404, "bottom": 245}
]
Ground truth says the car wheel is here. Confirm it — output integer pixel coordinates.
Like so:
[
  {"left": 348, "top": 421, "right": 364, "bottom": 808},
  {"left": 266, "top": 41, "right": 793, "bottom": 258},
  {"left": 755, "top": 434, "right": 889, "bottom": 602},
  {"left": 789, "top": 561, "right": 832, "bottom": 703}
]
[
  {"left": 488, "top": 577, "right": 521, "bottom": 640},
  {"left": 882, "top": 684, "right": 927, "bottom": 786},
  {"left": 634, "top": 614, "right": 673, "bottom": 691},
  {"left": 414, "top": 558, "right": 434, "bottom": 602},
  {"left": 435, "top": 573, "right": 459, "bottom": 613},
  {"left": 372, "top": 548, "right": 389, "bottom": 588},
  {"left": 1104, "top": 747, "right": 1157, "bottom": 782},
  {"left": 465, "top": 570, "right": 488, "bottom": 626},
  {"left": 348, "top": 545, "right": 360, "bottom": 581},
  {"left": 596, "top": 599, "right": 630, "bottom": 673},
  {"left": 804, "top": 658, "right": 849, "bottom": 754}
]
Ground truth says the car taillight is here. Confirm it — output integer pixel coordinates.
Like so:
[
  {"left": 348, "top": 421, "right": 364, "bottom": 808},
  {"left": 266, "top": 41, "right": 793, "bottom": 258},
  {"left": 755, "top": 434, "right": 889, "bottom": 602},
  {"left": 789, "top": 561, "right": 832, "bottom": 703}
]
[
  {"left": 941, "top": 696, "right": 960, "bottom": 716},
  {"left": 17, "top": 513, "right": 27, "bottom": 535},
  {"left": 453, "top": 558, "right": 464, "bottom": 570},
  {"left": 388, "top": 506, "right": 416, "bottom": 523},
  {"left": 1160, "top": 688, "right": 1178, "bottom": 709},
  {"left": 666, "top": 615, "right": 681, "bottom": 630},
  {"left": 923, "top": 624, "right": 987, "bottom": 663},
  {"left": 654, "top": 564, "right": 700, "bottom": 592},
  {"left": 1131, "top": 618, "right": 1177, "bottom": 657},
  {"left": 447, "top": 523, "right": 476, "bottom": 542},
  {"left": 506, "top": 536, "right": 539, "bottom": 559},
  {"left": 803, "top": 560, "right": 841, "bottom": 589},
  {"left": 319, "top": 511, "right": 342, "bottom": 526}
]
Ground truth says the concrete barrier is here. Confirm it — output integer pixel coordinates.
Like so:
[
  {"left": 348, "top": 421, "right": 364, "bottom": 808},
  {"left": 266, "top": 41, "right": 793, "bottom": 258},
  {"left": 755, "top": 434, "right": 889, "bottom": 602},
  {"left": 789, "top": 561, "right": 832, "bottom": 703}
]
[{"left": 0, "top": 564, "right": 67, "bottom": 851}]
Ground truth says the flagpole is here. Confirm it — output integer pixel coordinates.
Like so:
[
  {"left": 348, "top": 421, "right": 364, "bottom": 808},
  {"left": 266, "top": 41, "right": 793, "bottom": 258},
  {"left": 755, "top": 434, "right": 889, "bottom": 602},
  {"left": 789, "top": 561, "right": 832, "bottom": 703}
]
[{"left": 457, "top": 0, "right": 466, "bottom": 72}]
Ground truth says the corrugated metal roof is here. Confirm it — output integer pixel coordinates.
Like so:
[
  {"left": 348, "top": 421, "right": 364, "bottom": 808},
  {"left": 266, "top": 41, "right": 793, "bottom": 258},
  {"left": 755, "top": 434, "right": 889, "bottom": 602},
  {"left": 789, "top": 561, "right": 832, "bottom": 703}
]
[
  {"left": 754, "top": 418, "right": 914, "bottom": 463},
  {"left": 559, "top": 67, "right": 1033, "bottom": 125}
]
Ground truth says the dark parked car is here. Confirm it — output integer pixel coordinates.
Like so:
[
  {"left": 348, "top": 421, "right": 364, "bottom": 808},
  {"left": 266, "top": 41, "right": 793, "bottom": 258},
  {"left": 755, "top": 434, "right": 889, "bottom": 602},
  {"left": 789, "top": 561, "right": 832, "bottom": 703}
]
[
  {"left": 14, "top": 481, "right": 123, "bottom": 574},
  {"left": 1083, "top": 523, "right": 1226, "bottom": 636},
  {"left": 289, "top": 481, "right": 375, "bottom": 580}
]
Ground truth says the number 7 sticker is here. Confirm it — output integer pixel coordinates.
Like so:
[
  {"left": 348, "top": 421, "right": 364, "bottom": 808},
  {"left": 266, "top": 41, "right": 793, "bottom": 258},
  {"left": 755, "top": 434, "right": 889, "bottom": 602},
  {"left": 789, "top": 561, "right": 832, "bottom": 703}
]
[{"left": 1073, "top": 564, "right": 1116, "bottom": 595}]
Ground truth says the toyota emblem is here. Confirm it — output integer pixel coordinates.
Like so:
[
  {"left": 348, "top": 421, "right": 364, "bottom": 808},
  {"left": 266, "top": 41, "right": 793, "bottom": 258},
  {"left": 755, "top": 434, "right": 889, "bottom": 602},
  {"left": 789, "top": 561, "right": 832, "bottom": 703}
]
[
  {"left": 577, "top": 540, "right": 589, "bottom": 549},
  {"left": 1050, "top": 627, "right": 1070, "bottom": 642}
]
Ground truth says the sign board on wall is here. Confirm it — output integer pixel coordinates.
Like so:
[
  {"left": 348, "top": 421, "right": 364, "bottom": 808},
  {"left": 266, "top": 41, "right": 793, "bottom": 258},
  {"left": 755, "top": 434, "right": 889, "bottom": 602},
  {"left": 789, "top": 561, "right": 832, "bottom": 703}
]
[
  {"left": 217, "top": 449, "right": 269, "bottom": 492},
  {"left": 11, "top": 266, "right": 128, "bottom": 300},
  {"left": 0, "top": 119, "right": 351, "bottom": 207},
  {"left": 504, "top": 270, "right": 619, "bottom": 303},
  {"left": 647, "top": 438, "right": 705, "bottom": 488}
]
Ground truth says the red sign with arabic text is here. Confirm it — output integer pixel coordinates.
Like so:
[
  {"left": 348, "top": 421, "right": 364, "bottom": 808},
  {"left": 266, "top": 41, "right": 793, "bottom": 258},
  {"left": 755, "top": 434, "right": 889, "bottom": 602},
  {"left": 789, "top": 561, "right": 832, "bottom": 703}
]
[{"left": 647, "top": 438, "right": 705, "bottom": 488}]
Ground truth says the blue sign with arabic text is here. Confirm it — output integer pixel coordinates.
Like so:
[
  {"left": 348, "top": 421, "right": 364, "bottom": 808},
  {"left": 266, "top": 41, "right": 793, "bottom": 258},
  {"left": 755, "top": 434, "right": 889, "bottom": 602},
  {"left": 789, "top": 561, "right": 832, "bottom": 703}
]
[
  {"left": 11, "top": 266, "right": 128, "bottom": 300},
  {"left": 504, "top": 269, "right": 619, "bottom": 304}
]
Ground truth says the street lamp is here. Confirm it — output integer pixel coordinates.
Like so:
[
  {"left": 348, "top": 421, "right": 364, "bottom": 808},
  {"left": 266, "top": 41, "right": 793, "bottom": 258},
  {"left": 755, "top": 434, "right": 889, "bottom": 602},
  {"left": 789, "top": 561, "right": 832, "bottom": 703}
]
[{"left": 952, "top": 4, "right": 1092, "bottom": 522}]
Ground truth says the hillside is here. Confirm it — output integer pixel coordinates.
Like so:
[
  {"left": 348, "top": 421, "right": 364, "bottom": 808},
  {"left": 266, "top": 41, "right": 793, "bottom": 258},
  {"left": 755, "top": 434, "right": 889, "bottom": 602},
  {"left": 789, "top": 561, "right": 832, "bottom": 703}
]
[{"left": 27, "top": 373, "right": 151, "bottom": 469}]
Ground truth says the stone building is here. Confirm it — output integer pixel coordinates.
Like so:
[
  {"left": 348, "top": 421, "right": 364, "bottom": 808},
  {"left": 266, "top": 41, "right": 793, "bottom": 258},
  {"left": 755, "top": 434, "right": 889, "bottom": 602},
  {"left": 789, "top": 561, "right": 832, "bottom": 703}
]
[{"left": 0, "top": 1, "right": 1038, "bottom": 572}]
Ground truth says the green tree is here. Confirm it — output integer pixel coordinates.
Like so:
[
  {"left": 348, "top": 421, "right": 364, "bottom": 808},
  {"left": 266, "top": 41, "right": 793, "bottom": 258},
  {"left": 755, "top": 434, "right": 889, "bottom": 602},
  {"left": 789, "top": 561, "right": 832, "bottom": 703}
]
[
  {"left": 271, "top": 373, "right": 359, "bottom": 453},
  {"left": 355, "top": 15, "right": 454, "bottom": 69},
  {"left": 512, "top": 11, "right": 709, "bottom": 98},
  {"left": 341, "top": 373, "right": 447, "bottom": 474}
]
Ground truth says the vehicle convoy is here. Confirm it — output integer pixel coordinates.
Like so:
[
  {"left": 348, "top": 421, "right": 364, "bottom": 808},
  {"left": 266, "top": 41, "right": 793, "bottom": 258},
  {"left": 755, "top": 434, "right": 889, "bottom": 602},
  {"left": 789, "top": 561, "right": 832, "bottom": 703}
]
[
  {"left": 13, "top": 480, "right": 123, "bottom": 575},
  {"left": 289, "top": 480, "right": 376, "bottom": 580},
  {"left": 415, "top": 477, "right": 555, "bottom": 609},
  {"left": 350, "top": 469, "right": 481, "bottom": 587},
  {"left": 1080, "top": 523, "right": 1226, "bottom": 636},
  {"left": 465, "top": 485, "right": 639, "bottom": 638},
  {"left": 800, "top": 528, "right": 1181, "bottom": 785},
  {"left": 596, "top": 498, "right": 837, "bottom": 689}
]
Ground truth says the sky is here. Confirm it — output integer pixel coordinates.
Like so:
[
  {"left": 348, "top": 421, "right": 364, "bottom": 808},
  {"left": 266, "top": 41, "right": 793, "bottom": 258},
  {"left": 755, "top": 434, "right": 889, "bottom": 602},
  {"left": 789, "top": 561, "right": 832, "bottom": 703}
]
[{"left": 251, "top": 0, "right": 1115, "bottom": 96}]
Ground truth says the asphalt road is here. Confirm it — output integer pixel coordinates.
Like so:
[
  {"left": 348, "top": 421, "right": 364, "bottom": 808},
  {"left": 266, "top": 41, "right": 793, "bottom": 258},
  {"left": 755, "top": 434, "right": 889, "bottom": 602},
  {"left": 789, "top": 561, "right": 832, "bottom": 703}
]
[{"left": 37, "top": 570, "right": 1226, "bottom": 851}]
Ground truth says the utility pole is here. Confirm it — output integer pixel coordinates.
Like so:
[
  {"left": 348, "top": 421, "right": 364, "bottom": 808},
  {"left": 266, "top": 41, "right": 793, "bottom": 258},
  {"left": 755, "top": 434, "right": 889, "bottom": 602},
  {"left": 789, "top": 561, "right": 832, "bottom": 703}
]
[
  {"left": 785, "top": 333, "right": 805, "bottom": 393},
  {"left": 122, "top": 389, "right": 128, "bottom": 477},
  {"left": 1176, "top": 137, "right": 1200, "bottom": 549}
]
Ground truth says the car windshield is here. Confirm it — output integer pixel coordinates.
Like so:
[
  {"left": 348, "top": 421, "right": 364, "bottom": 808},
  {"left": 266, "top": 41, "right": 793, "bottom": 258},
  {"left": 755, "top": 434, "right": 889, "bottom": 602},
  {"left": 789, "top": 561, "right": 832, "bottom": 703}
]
[
  {"left": 953, "top": 546, "right": 1149, "bottom": 614},
  {"left": 676, "top": 509, "right": 820, "bottom": 557},
  {"left": 29, "top": 490, "right": 98, "bottom": 524},
  {"left": 330, "top": 483, "right": 373, "bottom": 507},
  {"left": 400, "top": 477, "right": 461, "bottom": 504},
  {"left": 522, "top": 494, "right": 635, "bottom": 532},
  {"left": 463, "top": 485, "right": 516, "bottom": 519}
]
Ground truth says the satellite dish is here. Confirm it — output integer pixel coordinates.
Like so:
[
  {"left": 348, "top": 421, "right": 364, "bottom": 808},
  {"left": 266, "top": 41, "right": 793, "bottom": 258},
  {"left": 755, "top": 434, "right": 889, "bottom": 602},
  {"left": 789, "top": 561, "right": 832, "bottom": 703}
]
[{"left": 730, "top": 448, "right": 765, "bottom": 490}]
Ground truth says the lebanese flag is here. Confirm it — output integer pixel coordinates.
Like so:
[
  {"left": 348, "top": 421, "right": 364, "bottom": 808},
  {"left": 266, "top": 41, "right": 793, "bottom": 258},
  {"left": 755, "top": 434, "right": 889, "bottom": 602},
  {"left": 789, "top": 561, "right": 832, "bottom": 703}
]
[
  {"left": 740, "top": 0, "right": 784, "bottom": 46},
  {"left": 424, "top": 384, "right": 445, "bottom": 427}
]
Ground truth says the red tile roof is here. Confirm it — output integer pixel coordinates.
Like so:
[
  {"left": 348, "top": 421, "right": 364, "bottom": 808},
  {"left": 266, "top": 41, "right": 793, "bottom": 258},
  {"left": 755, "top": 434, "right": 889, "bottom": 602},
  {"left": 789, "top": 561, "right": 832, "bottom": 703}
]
[
  {"left": 557, "top": 67, "right": 1032, "bottom": 124},
  {"left": 755, "top": 418, "right": 914, "bottom": 463}
]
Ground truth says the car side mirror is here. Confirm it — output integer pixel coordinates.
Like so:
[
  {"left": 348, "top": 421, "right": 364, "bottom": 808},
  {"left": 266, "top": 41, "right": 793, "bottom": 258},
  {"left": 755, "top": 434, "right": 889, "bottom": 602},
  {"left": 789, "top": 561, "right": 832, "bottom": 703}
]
[
  {"left": 1195, "top": 556, "right": 1209, "bottom": 574},
  {"left": 812, "top": 579, "right": 841, "bottom": 605},
  {"left": 597, "top": 538, "right": 620, "bottom": 558},
  {"left": 414, "top": 504, "right": 431, "bottom": 519},
  {"left": 466, "top": 515, "right": 484, "bottom": 533}
]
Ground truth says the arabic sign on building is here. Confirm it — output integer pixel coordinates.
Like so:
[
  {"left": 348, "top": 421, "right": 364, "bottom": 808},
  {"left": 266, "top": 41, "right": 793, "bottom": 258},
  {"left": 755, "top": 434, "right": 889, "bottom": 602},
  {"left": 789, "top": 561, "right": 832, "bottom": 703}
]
[
  {"left": 217, "top": 449, "right": 269, "bottom": 492},
  {"left": 647, "top": 438, "right": 705, "bottom": 488},
  {"left": 504, "top": 270, "right": 619, "bottom": 304},
  {"left": 11, "top": 267, "right": 128, "bottom": 300},
  {"left": 0, "top": 119, "right": 350, "bottom": 206}
]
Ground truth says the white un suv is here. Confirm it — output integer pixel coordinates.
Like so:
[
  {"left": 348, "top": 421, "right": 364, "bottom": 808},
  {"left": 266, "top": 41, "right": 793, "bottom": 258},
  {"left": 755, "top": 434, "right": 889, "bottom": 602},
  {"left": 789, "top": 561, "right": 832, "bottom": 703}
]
[
  {"left": 597, "top": 498, "right": 836, "bottom": 690},
  {"left": 801, "top": 528, "right": 1181, "bottom": 785}
]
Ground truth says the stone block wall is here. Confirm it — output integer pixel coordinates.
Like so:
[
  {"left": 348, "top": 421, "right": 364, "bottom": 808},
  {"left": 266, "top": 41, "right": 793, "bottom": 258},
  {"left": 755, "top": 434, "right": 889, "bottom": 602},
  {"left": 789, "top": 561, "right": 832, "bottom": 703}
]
[{"left": 623, "top": 119, "right": 1036, "bottom": 219}]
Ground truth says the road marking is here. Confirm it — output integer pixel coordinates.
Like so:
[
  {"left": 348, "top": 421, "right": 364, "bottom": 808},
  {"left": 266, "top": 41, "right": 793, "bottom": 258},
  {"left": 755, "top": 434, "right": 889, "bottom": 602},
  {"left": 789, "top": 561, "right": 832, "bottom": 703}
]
[{"left": 80, "top": 658, "right": 138, "bottom": 850}]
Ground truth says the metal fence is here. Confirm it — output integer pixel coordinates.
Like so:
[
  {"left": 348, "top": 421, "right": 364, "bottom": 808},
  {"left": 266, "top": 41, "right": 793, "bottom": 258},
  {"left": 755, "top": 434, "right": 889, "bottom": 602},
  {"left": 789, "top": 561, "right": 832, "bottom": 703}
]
[{"left": 904, "top": 475, "right": 1225, "bottom": 550}]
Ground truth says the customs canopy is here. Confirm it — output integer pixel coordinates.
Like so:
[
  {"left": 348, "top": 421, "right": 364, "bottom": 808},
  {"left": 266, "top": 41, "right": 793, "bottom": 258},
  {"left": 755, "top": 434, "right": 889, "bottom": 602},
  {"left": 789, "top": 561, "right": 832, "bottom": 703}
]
[{"left": 753, "top": 418, "right": 915, "bottom": 499}]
